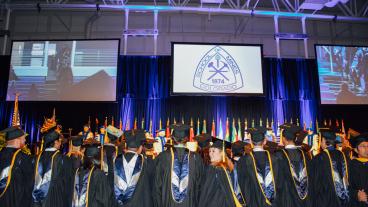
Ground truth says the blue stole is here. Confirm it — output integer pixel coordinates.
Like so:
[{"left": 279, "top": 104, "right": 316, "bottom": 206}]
[
  {"left": 282, "top": 149, "right": 308, "bottom": 200},
  {"left": 324, "top": 148, "right": 349, "bottom": 204},
  {"left": 114, "top": 153, "right": 144, "bottom": 205},
  {"left": 73, "top": 167, "right": 95, "bottom": 207},
  {"left": 0, "top": 149, "right": 21, "bottom": 198},
  {"left": 307, "top": 135, "right": 314, "bottom": 146},
  {"left": 231, "top": 162, "right": 245, "bottom": 205},
  {"left": 170, "top": 148, "right": 190, "bottom": 203},
  {"left": 99, "top": 134, "right": 105, "bottom": 145},
  {"left": 32, "top": 150, "right": 59, "bottom": 203},
  {"left": 250, "top": 151, "right": 276, "bottom": 205},
  {"left": 158, "top": 136, "right": 166, "bottom": 151}
]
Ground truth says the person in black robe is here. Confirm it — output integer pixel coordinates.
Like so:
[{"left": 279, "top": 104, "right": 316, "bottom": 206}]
[
  {"left": 153, "top": 124, "right": 204, "bottom": 207},
  {"left": 199, "top": 139, "right": 245, "bottom": 207},
  {"left": 32, "top": 130, "right": 74, "bottom": 207},
  {"left": 194, "top": 133, "right": 212, "bottom": 165},
  {"left": 0, "top": 127, "right": 34, "bottom": 207},
  {"left": 348, "top": 133, "right": 368, "bottom": 207},
  {"left": 274, "top": 124, "right": 312, "bottom": 207},
  {"left": 310, "top": 128, "right": 350, "bottom": 207},
  {"left": 68, "top": 139, "right": 114, "bottom": 207},
  {"left": 237, "top": 127, "right": 280, "bottom": 207},
  {"left": 107, "top": 129, "right": 154, "bottom": 207}
]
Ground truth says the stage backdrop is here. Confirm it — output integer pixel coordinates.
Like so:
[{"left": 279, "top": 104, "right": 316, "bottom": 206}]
[{"left": 1, "top": 55, "right": 364, "bottom": 144}]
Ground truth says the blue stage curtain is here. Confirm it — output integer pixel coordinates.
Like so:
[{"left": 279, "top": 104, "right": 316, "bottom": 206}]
[{"left": 0, "top": 55, "right": 319, "bottom": 142}]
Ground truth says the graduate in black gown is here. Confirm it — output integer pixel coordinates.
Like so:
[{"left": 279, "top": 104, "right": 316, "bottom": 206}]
[
  {"left": 348, "top": 133, "right": 368, "bottom": 207},
  {"left": 32, "top": 130, "right": 74, "bottom": 207},
  {"left": 153, "top": 124, "right": 204, "bottom": 207},
  {"left": 193, "top": 133, "right": 212, "bottom": 166},
  {"left": 310, "top": 128, "right": 350, "bottom": 207},
  {"left": 108, "top": 129, "right": 154, "bottom": 207},
  {"left": 237, "top": 127, "right": 280, "bottom": 207},
  {"left": 0, "top": 127, "right": 34, "bottom": 207},
  {"left": 69, "top": 139, "right": 114, "bottom": 207},
  {"left": 274, "top": 124, "right": 312, "bottom": 207},
  {"left": 199, "top": 139, "right": 246, "bottom": 207}
]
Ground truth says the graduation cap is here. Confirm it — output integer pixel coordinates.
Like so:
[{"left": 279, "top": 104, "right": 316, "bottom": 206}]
[
  {"left": 210, "top": 137, "right": 231, "bottom": 149},
  {"left": 82, "top": 139, "right": 101, "bottom": 158},
  {"left": 280, "top": 124, "right": 301, "bottom": 141},
  {"left": 246, "top": 127, "right": 267, "bottom": 143},
  {"left": 232, "top": 141, "right": 246, "bottom": 156},
  {"left": 2, "top": 127, "right": 28, "bottom": 141},
  {"left": 125, "top": 129, "right": 146, "bottom": 148},
  {"left": 194, "top": 134, "right": 212, "bottom": 148},
  {"left": 70, "top": 135, "right": 84, "bottom": 147},
  {"left": 350, "top": 133, "right": 368, "bottom": 149},
  {"left": 319, "top": 128, "right": 337, "bottom": 141},
  {"left": 295, "top": 130, "right": 308, "bottom": 145},
  {"left": 106, "top": 125, "right": 123, "bottom": 143},
  {"left": 43, "top": 131, "right": 61, "bottom": 145},
  {"left": 171, "top": 124, "right": 190, "bottom": 142}
]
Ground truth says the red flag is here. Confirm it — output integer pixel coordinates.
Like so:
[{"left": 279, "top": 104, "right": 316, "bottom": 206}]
[
  {"left": 166, "top": 118, "right": 171, "bottom": 138},
  {"left": 111, "top": 116, "right": 114, "bottom": 127},
  {"left": 211, "top": 119, "right": 216, "bottom": 137},
  {"left": 104, "top": 117, "right": 108, "bottom": 128},
  {"left": 336, "top": 119, "right": 340, "bottom": 127},
  {"left": 119, "top": 118, "right": 122, "bottom": 130},
  {"left": 134, "top": 118, "right": 138, "bottom": 130},
  {"left": 189, "top": 118, "right": 194, "bottom": 142}
]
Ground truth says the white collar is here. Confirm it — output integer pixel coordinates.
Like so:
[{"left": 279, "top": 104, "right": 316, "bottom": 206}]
[
  {"left": 285, "top": 144, "right": 298, "bottom": 149},
  {"left": 6, "top": 145, "right": 19, "bottom": 149},
  {"left": 233, "top": 157, "right": 241, "bottom": 161},
  {"left": 253, "top": 147, "right": 265, "bottom": 152},
  {"left": 45, "top": 147, "right": 58, "bottom": 152}
]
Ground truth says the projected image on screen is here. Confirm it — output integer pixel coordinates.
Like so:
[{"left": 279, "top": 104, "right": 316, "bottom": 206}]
[
  {"left": 316, "top": 45, "right": 368, "bottom": 104},
  {"left": 172, "top": 43, "right": 263, "bottom": 95},
  {"left": 7, "top": 39, "right": 119, "bottom": 101}
]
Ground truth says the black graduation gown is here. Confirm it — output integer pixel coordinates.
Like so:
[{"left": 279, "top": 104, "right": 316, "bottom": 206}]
[
  {"left": 32, "top": 150, "right": 74, "bottom": 207},
  {"left": 274, "top": 148, "right": 312, "bottom": 207},
  {"left": 69, "top": 167, "right": 114, "bottom": 207},
  {"left": 348, "top": 159, "right": 368, "bottom": 207},
  {"left": 0, "top": 147, "right": 34, "bottom": 207},
  {"left": 198, "top": 165, "right": 238, "bottom": 207},
  {"left": 237, "top": 150, "right": 280, "bottom": 207},
  {"left": 310, "top": 148, "right": 350, "bottom": 207},
  {"left": 108, "top": 152, "right": 155, "bottom": 207},
  {"left": 153, "top": 147, "right": 204, "bottom": 207}
]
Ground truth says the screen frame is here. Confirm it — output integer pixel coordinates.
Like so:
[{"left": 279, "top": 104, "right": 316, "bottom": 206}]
[
  {"left": 314, "top": 43, "right": 368, "bottom": 106},
  {"left": 170, "top": 42, "right": 265, "bottom": 97},
  {"left": 7, "top": 38, "right": 121, "bottom": 102}
]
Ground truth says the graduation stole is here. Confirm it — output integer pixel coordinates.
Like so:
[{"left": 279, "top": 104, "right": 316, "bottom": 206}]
[
  {"left": 282, "top": 149, "right": 308, "bottom": 200},
  {"left": 114, "top": 153, "right": 144, "bottom": 205},
  {"left": 0, "top": 149, "right": 21, "bottom": 198},
  {"left": 324, "top": 149, "right": 349, "bottom": 202},
  {"left": 227, "top": 164, "right": 246, "bottom": 207},
  {"left": 73, "top": 166, "right": 95, "bottom": 207},
  {"left": 170, "top": 148, "right": 190, "bottom": 203},
  {"left": 249, "top": 151, "right": 276, "bottom": 206},
  {"left": 32, "top": 150, "right": 60, "bottom": 203},
  {"left": 158, "top": 136, "right": 166, "bottom": 152},
  {"left": 355, "top": 157, "right": 368, "bottom": 163}
]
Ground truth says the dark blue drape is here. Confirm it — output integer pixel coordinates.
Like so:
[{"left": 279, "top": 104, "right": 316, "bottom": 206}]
[{"left": 0, "top": 55, "right": 322, "bottom": 143}]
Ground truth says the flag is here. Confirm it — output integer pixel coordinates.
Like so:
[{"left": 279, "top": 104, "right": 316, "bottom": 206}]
[
  {"left": 125, "top": 119, "right": 130, "bottom": 130},
  {"left": 134, "top": 118, "right": 138, "bottom": 130},
  {"left": 189, "top": 118, "right": 194, "bottom": 142},
  {"left": 104, "top": 117, "right": 108, "bottom": 128},
  {"left": 119, "top": 118, "right": 122, "bottom": 130},
  {"left": 237, "top": 118, "right": 242, "bottom": 141},
  {"left": 149, "top": 119, "right": 152, "bottom": 133},
  {"left": 266, "top": 118, "right": 269, "bottom": 128},
  {"left": 225, "top": 118, "right": 230, "bottom": 142},
  {"left": 174, "top": 118, "right": 177, "bottom": 125},
  {"left": 111, "top": 116, "right": 114, "bottom": 127},
  {"left": 323, "top": 119, "right": 327, "bottom": 126},
  {"left": 159, "top": 118, "right": 162, "bottom": 129},
  {"left": 341, "top": 119, "right": 345, "bottom": 134},
  {"left": 297, "top": 118, "right": 299, "bottom": 126},
  {"left": 244, "top": 118, "right": 248, "bottom": 139},
  {"left": 277, "top": 119, "right": 281, "bottom": 142},
  {"left": 95, "top": 118, "right": 99, "bottom": 134},
  {"left": 196, "top": 118, "right": 200, "bottom": 135},
  {"left": 11, "top": 93, "right": 21, "bottom": 127},
  {"left": 182, "top": 117, "right": 185, "bottom": 124},
  {"left": 88, "top": 116, "right": 91, "bottom": 129},
  {"left": 336, "top": 119, "right": 340, "bottom": 127},
  {"left": 259, "top": 118, "right": 263, "bottom": 127},
  {"left": 166, "top": 118, "right": 171, "bottom": 138},
  {"left": 202, "top": 120, "right": 207, "bottom": 134},
  {"left": 218, "top": 119, "right": 224, "bottom": 140},
  {"left": 251, "top": 119, "right": 255, "bottom": 128},
  {"left": 303, "top": 121, "right": 306, "bottom": 131},
  {"left": 141, "top": 118, "right": 145, "bottom": 129},
  {"left": 329, "top": 119, "right": 332, "bottom": 127},
  {"left": 290, "top": 117, "right": 293, "bottom": 124},
  {"left": 211, "top": 119, "right": 216, "bottom": 137},
  {"left": 231, "top": 118, "right": 237, "bottom": 143}
]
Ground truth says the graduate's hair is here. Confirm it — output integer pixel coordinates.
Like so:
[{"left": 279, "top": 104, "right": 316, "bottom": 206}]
[
  {"left": 82, "top": 154, "right": 101, "bottom": 170},
  {"left": 44, "top": 141, "right": 56, "bottom": 149},
  {"left": 211, "top": 156, "right": 234, "bottom": 171}
]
